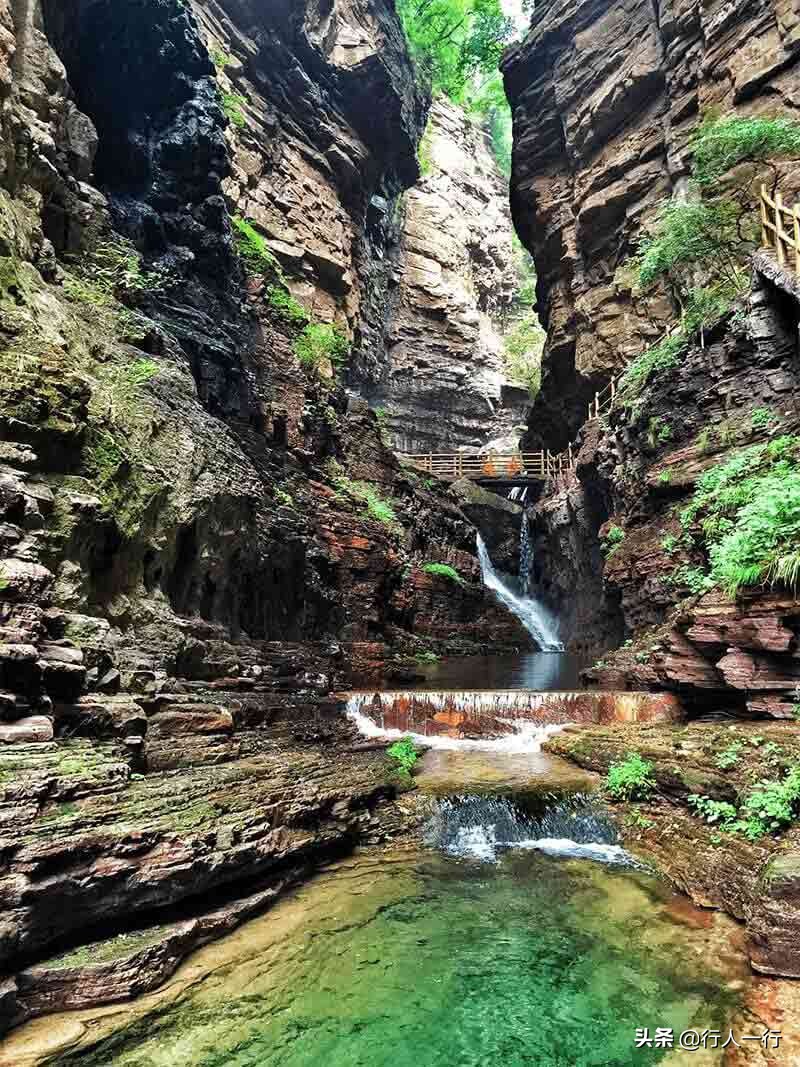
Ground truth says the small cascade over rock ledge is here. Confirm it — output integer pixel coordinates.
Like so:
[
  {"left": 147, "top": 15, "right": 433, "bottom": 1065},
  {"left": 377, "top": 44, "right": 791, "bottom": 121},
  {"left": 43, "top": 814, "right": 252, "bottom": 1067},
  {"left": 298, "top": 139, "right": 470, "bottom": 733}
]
[
  {"left": 424, "top": 793, "right": 632, "bottom": 865},
  {"left": 345, "top": 689, "right": 683, "bottom": 748}
]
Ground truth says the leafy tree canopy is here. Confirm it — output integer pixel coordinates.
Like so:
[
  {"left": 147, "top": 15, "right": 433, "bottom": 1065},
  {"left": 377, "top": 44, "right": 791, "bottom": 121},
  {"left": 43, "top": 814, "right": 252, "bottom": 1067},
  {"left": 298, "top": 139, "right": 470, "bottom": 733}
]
[{"left": 397, "top": 0, "right": 514, "bottom": 102}]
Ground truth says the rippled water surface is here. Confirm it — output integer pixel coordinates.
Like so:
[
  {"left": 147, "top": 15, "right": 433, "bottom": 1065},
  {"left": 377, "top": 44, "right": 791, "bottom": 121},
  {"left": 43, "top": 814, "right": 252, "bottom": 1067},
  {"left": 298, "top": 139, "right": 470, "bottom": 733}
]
[{"left": 12, "top": 838, "right": 746, "bottom": 1067}]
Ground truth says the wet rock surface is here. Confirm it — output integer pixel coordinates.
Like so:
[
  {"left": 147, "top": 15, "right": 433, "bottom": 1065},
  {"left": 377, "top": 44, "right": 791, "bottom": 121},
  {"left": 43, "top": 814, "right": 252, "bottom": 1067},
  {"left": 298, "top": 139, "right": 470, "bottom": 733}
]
[{"left": 545, "top": 721, "right": 800, "bottom": 978}]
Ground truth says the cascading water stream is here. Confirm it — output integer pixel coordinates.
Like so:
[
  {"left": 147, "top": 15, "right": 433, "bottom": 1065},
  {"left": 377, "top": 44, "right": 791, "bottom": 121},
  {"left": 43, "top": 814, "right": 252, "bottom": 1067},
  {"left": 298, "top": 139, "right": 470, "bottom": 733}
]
[
  {"left": 424, "top": 794, "right": 633, "bottom": 865},
  {"left": 519, "top": 510, "right": 532, "bottom": 595},
  {"left": 477, "top": 534, "right": 563, "bottom": 651}
]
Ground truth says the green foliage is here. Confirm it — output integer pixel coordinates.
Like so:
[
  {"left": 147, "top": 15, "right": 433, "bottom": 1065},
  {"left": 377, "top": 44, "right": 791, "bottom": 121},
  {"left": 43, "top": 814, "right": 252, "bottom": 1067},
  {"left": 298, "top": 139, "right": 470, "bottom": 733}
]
[
  {"left": 396, "top": 0, "right": 514, "bottom": 103},
  {"left": 625, "top": 811, "right": 655, "bottom": 831},
  {"left": 665, "top": 564, "right": 714, "bottom": 596},
  {"left": 687, "top": 795, "right": 738, "bottom": 826},
  {"left": 690, "top": 115, "right": 800, "bottom": 185},
  {"left": 738, "top": 766, "right": 800, "bottom": 839},
  {"left": 386, "top": 738, "right": 420, "bottom": 772},
  {"left": 634, "top": 199, "right": 746, "bottom": 293},
  {"left": 619, "top": 279, "right": 746, "bottom": 402},
  {"left": 414, "top": 650, "right": 441, "bottom": 664},
  {"left": 679, "top": 436, "right": 800, "bottom": 597},
  {"left": 658, "top": 470, "right": 672, "bottom": 486},
  {"left": 64, "top": 237, "right": 167, "bottom": 308},
  {"left": 646, "top": 417, "right": 672, "bottom": 449},
  {"left": 602, "top": 525, "right": 625, "bottom": 558},
  {"left": 504, "top": 312, "right": 544, "bottom": 397},
  {"left": 331, "top": 471, "right": 400, "bottom": 529},
  {"left": 294, "top": 323, "right": 350, "bottom": 375},
  {"left": 220, "top": 90, "right": 247, "bottom": 128},
  {"left": 210, "top": 48, "right": 234, "bottom": 69},
  {"left": 105, "top": 358, "right": 159, "bottom": 423},
  {"left": 422, "top": 561, "right": 464, "bottom": 584},
  {"left": 232, "top": 216, "right": 282, "bottom": 278},
  {"left": 617, "top": 331, "right": 687, "bottom": 401},
  {"left": 606, "top": 753, "right": 656, "bottom": 802},
  {"left": 418, "top": 123, "right": 435, "bottom": 176},
  {"left": 751, "top": 407, "right": 778, "bottom": 432},
  {"left": 274, "top": 488, "right": 294, "bottom": 509},
  {"left": 267, "top": 285, "right": 309, "bottom": 326},
  {"left": 710, "top": 469, "right": 800, "bottom": 596},
  {"left": 660, "top": 534, "right": 678, "bottom": 554},
  {"left": 465, "top": 71, "right": 512, "bottom": 175},
  {"left": 714, "top": 740, "right": 744, "bottom": 769},
  {"left": 511, "top": 234, "right": 537, "bottom": 308}
]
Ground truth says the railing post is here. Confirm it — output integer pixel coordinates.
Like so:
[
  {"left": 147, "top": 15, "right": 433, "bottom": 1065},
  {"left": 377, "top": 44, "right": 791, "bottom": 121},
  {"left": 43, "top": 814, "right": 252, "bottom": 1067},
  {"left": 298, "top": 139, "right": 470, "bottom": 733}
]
[
  {"left": 457, "top": 453, "right": 463, "bottom": 478},
  {"left": 568, "top": 441, "right": 573, "bottom": 470},
  {"left": 594, "top": 392, "right": 600, "bottom": 418},
  {"left": 610, "top": 378, "right": 616, "bottom": 403},
  {"left": 794, "top": 203, "right": 800, "bottom": 277},
  {"left": 776, "top": 190, "right": 786, "bottom": 267},
  {"left": 761, "top": 184, "right": 770, "bottom": 248}
]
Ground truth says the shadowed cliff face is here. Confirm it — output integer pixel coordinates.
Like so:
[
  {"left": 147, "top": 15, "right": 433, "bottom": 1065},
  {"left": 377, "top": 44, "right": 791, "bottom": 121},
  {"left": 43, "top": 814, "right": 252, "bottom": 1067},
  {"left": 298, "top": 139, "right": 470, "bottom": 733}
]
[{"left": 503, "top": 0, "right": 800, "bottom": 450}]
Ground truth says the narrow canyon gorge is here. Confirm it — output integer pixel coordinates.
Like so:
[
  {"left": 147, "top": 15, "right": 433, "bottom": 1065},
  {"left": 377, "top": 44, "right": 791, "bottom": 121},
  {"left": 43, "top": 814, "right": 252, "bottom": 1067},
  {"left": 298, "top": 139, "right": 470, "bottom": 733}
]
[{"left": 1, "top": 0, "right": 800, "bottom": 1063}]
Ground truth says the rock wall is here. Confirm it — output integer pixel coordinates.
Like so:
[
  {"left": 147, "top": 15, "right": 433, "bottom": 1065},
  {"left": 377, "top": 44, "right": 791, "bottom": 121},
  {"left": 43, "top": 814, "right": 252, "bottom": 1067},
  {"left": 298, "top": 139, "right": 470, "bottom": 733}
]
[
  {"left": 0, "top": 0, "right": 536, "bottom": 1026},
  {"left": 503, "top": 0, "right": 800, "bottom": 450},
  {"left": 356, "top": 97, "right": 531, "bottom": 453},
  {"left": 530, "top": 265, "right": 800, "bottom": 714}
]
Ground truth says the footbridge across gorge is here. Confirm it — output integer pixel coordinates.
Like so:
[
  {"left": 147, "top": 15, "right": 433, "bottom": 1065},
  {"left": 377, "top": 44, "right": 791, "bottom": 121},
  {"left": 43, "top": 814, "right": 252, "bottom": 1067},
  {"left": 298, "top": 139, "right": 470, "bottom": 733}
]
[
  {"left": 406, "top": 185, "right": 800, "bottom": 489},
  {"left": 404, "top": 450, "right": 575, "bottom": 486}
]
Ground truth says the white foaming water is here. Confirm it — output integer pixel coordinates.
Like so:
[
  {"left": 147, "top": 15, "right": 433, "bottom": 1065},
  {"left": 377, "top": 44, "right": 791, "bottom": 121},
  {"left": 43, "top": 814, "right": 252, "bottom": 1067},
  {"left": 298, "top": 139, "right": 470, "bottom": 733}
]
[
  {"left": 346, "top": 699, "right": 564, "bottom": 752},
  {"left": 426, "top": 795, "right": 638, "bottom": 867},
  {"left": 515, "top": 839, "right": 633, "bottom": 865},
  {"left": 477, "top": 534, "right": 563, "bottom": 652}
]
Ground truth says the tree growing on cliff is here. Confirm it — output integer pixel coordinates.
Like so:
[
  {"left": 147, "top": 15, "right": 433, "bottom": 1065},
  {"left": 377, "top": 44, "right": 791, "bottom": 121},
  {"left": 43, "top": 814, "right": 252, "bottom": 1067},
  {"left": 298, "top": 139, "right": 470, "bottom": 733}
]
[{"left": 396, "top": 0, "right": 513, "bottom": 101}]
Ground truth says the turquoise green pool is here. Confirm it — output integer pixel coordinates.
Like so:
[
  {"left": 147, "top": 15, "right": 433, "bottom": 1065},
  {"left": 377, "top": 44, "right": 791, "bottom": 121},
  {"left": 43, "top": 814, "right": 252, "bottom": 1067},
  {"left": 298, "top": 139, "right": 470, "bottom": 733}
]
[{"left": 22, "top": 839, "right": 745, "bottom": 1067}]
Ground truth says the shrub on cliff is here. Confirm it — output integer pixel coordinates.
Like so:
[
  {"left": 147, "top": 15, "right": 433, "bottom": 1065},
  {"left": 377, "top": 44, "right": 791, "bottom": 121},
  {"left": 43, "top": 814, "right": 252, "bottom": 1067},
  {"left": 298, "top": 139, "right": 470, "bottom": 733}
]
[
  {"left": 678, "top": 436, "right": 800, "bottom": 597},
  {"left": 690, "top": 115, "right": 800, "bottom": 186},
  {"left": 295, "top": 323, "right": 350, "bottom": 375},
  {"left": 635, "top": 199, "right": 748, "bottom": 295},
  {"left": 422, "top": 562, "right": 464, "bottom": 584},
  {"left": 232, "top": 216, "right": 282, "bottom": 279}
]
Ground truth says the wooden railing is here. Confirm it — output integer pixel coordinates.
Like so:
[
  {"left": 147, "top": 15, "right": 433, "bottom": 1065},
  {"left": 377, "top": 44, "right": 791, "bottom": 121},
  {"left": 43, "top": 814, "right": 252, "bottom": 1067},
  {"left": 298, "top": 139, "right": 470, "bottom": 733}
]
[
  {"left": 409, "top": 189, "right": 800, "bottom": 487},
  {"left": 408, "top": 449, "right": 578, "bottom": 481},
  {"left": 760, "top": 183, "right": 800, "bottom": 275}
]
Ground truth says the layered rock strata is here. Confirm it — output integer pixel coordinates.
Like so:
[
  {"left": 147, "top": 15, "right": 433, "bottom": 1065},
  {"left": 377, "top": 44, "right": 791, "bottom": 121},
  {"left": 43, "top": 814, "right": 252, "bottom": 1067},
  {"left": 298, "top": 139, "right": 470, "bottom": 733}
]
[
  {"left": 503, "top": 0, "right": 800, "bottom": 449},
  {"left": 356, "top": 97, "right": 530, "bottom": 452},
  {"left": 529, "top": 261, "right": 800, "bottom": 711},
  {"left": 0, "top": 0, "right": 537, "bottom": 1033}
]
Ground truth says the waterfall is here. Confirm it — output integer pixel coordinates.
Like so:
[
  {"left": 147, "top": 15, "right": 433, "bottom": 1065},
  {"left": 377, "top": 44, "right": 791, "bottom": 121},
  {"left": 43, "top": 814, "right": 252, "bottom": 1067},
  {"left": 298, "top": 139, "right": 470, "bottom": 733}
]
[
  {"left": 424, "top": 794, "right": 633, "bottom": 865},
  {"left": 519, "top": 511, "right": 532, "bottom": 595},
  {"left": 477, "top": 534, "right": 563, "bottom": 652}
]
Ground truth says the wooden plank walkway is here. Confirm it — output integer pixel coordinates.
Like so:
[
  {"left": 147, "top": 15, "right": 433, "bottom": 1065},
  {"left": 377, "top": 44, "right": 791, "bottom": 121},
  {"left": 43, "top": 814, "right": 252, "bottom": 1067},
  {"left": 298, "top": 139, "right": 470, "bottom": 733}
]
[{"left": 406, "top": 185, "right": 800, "bottom": 486}]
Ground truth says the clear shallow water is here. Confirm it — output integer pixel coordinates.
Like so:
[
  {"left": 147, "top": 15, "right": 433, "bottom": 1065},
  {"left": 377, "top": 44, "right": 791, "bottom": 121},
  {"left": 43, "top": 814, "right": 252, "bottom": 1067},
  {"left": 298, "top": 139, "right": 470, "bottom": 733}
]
[{"left": 12, "top": 838, "right": 744, "bottom": 1067}]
